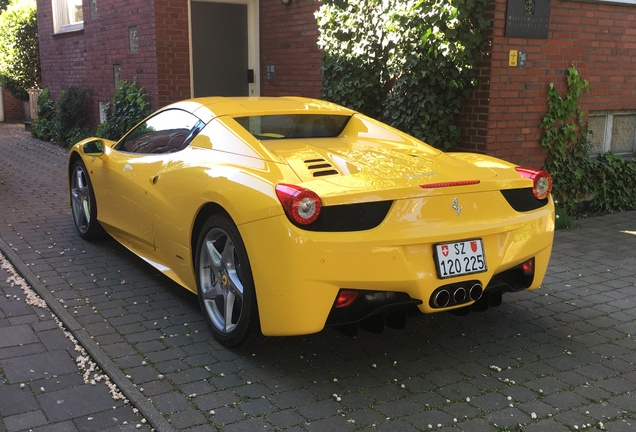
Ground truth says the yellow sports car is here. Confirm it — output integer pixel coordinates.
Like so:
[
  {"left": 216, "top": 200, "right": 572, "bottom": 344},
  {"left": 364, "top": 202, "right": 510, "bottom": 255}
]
[{"left": 68, "top": 97, "right": 554, "bottom": 347}]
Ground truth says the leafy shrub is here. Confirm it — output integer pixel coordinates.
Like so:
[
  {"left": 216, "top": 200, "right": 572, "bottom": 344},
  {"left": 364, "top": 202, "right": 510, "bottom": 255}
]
[
  {"left": 0, "top": 0, "right": 40, "bottom": 100},
  {"left": 54, "top": 86, "right": 91, "bottom": 147},
  {"left": 30, "top": 86, "right": 91, "bottom": 147},
  {"left": 97, "top": 80, "right": 150, "bottom": 141},
  {"left": 30, "top": 88, "right": 56, "bottom": 141},
  {"left": 540, "top": 66, "right": 636, "bottom": 216},
  {"left": 590, "top": 153, "right": 636, "bottom": 213},
  {"left": 540, "top": 67, "right": 594, "bottom": 214},
  {"left": 316, "top": 0, "right": 488, "bottom": 150},
  {"left": 554, "top": 204, "right": 576, "bottom": 229}
]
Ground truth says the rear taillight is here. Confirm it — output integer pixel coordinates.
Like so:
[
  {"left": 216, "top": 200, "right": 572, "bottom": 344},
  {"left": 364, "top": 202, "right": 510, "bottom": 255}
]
[
  {"left": 275, "top": 184, "right": 322, "bottom": 225},
  {"left": 515, "top": 167, "right": 553, "bottom": 200}
]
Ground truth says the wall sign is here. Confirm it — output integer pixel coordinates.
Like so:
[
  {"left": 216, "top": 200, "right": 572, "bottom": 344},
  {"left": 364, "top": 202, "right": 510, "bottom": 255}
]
[{"left": 506, "top": 0, "right": 551, "bottom": 39}]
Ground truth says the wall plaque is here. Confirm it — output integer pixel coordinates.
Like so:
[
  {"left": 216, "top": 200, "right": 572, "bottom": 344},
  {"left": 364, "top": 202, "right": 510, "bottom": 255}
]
[{"left": 506, "top": 0, "right": 551, "bottom": 39}]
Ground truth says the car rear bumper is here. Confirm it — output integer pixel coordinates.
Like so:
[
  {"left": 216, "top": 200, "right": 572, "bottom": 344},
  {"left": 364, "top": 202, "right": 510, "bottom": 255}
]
[{"left": 240, "top": 193, "right": 555, "bottom": 336}]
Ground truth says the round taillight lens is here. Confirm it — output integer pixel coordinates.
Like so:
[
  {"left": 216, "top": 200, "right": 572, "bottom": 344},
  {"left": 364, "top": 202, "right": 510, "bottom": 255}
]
[
  {"left": 515, "top": 167, "right": 553, "bottom": 200},
  {"left": 275, "top": 184, "right": 322, "bottom": 225}
]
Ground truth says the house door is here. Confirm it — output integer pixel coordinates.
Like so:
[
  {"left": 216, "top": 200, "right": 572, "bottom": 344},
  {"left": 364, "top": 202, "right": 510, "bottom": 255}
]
[{"left": 191, "top": 1, "right": 257, "bottom": 97}]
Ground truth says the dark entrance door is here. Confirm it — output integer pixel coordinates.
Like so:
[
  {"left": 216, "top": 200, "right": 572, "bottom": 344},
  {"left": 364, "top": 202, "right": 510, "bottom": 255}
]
[{"left": 191, "top": 2, "right": 249, "bottom": 97}]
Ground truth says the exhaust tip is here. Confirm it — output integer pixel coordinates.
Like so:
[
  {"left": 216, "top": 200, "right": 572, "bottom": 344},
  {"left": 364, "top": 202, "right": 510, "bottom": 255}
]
[
  {"left": 433, "top": 290, "right": 451, "bottom": 308},
  {"left": 453, "top": 287, "right": 467, "bottom": 304},
  {"left": 430, "top": 281, "right": 483, "bottom": 309},
  {"left": 469, "top": 283, "right": 483, "bottom": 301}
]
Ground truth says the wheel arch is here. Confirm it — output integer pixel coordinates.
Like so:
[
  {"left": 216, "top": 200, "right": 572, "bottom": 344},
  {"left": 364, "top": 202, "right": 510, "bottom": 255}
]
[
  {"left": 190, "top": 202, "right": 233, "bottom": 265},
  {"left": 68, "top": 151, "right": 83, "bottom": 183}
]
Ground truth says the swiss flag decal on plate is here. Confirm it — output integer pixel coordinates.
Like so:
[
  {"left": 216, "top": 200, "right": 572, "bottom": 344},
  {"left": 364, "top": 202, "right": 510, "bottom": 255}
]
[{"left": 441, "top": 245, "right": 449, "bottom": 257}]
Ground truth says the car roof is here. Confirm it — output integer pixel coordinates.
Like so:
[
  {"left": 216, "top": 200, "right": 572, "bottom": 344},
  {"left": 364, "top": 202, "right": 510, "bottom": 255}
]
[{"left": 165, "top": 97, "right": 356, "bottom": 122}]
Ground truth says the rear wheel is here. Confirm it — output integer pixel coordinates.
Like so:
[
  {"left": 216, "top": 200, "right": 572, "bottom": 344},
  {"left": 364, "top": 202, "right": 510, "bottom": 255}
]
[
  {"left": 70, "top": 159, "right": 105, "bottom": 240},
  {"left": 195, "top": 214, "right": 262, "bottom": 347}
]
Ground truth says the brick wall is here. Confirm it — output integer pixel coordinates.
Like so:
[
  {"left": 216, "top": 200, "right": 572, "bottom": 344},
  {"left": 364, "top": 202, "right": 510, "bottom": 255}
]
[
  {"left": 456, "top": 0, "right": 636, "bottom": 167},
  {"left": 154, "top": 0, "right": 191, "bottom": 106},
  {"left": 83, "top": 0, "right": 161, "bottom": 111},
  {"left": 259, "top": 0, "right": 322, "bottom": 98},
  {"left": 2, "top": 88, "right": 25, "bottom": 122},
  {"left": 37, "top": 0, "right": 163, "bottom": 128}
]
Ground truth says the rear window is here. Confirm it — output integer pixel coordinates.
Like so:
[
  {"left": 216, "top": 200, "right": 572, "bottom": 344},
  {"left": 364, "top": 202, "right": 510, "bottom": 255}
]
[{"left": 234, "top": 114, "right": 350, "bottom": 140}]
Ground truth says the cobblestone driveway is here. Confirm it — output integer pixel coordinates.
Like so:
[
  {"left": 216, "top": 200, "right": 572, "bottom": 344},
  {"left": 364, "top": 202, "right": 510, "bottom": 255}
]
[{"left": 1, "top": 123, "right": 635, "bottom": 432}]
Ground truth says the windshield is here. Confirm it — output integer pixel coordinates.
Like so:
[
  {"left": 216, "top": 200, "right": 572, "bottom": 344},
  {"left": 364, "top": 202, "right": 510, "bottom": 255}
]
[{"left": 234, "top": 114, "right": 351, "bottom": 140}]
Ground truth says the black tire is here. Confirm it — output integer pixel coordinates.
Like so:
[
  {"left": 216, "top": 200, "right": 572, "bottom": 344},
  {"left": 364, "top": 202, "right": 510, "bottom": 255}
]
[
  {"left": 195, "top": 214, "right": 263, "bottom": 347},
  {"left": 69, "top": 159, "right": 105, "bottom": 241}
]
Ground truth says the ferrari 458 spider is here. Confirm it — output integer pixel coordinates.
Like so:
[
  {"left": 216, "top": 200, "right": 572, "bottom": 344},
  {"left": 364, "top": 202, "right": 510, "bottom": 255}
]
[{"left": 68, "top": 97, "right": 554, "bottom": 347}]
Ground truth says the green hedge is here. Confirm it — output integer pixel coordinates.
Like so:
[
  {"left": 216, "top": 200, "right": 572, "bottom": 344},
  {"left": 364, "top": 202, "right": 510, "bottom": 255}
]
[
  {"left": 0, "top": 0, "right": 40, "bottom": 100},
  {"left": 540, "top": 66, "right": 636, "bottom": 218},
  {"left": 316, "top": 0, "right": 488, "bottom": 150}
]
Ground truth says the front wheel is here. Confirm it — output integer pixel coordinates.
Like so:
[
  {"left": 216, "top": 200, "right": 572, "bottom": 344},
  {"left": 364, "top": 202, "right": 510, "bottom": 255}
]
[
  {"left": 195, "top": 214, "right": 263, "bottom": 347},
  {"left": 70, "top": 159, "right": 105, "bottom": 241}
]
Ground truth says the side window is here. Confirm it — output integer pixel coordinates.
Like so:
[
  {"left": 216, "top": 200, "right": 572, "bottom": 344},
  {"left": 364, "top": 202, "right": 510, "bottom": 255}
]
[{"left": 116, "top": 109, "right": 203, "bottom": 154}]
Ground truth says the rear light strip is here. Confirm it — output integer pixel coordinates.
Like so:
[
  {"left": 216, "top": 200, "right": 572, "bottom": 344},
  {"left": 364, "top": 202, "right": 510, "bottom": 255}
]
[{"left": 420, "top": 180, "right": 481, "bottom": 189}]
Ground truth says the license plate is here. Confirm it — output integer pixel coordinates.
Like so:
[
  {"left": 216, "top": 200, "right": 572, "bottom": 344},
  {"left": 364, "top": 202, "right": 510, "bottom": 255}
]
[{"left": 434, "top": 239, "right": 487, "bottom": 279}]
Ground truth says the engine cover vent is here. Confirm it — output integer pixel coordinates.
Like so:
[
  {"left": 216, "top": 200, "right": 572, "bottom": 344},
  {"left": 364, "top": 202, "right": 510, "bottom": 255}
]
[{"left": 305, "top": 158, "right": 339, "bottom": 177}]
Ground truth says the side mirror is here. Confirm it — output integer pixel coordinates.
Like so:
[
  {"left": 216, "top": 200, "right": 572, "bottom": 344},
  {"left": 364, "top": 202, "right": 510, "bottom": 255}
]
[{"left": 81, "top": 139, "right": 104, "bottom": 157}]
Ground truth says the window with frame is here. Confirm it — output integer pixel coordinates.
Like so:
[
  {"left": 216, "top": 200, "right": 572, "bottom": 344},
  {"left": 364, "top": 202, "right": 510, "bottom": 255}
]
[
  {"left": 588, "top": 112, "right": 636, "bottom": 157},
  {"left": 52, "top": 0, "right": 84, "bottom": 34}
]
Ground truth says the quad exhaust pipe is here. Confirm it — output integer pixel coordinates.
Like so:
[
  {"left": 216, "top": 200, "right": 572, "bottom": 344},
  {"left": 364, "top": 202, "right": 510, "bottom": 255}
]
[{"left": 431, "top": 282, "right": 483, "bottom": 308}]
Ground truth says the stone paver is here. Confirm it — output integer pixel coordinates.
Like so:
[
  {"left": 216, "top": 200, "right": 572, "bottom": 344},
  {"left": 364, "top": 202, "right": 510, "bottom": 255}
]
[
  {"left": 1, "top": 122, "right": 635, "bottom": 431},
  {"left": 0, "top": 247, "right": 151, "bottom": 431}
]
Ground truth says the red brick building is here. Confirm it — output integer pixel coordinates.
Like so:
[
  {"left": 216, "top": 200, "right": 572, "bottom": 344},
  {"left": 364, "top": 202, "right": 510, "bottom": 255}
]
[
  {"left": 35, "top": 0, "right": 636, "bottom": 167},
  {"left": 457, "top": 0, "right": 636, "bottom": 166}
]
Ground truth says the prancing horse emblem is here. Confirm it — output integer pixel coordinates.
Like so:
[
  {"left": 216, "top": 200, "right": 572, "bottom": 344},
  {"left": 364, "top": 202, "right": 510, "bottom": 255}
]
[{"left": 451, "top": 198, "right": 462, "bottom": 217}]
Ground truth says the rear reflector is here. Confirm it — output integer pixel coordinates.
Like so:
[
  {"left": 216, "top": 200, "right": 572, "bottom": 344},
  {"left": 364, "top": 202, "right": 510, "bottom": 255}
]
[
  {"left": 335, "top": 290, "right": 359, "bottom": 308},
  {"left": 522, "top": 258, "right": 534, "bottom": 276}
]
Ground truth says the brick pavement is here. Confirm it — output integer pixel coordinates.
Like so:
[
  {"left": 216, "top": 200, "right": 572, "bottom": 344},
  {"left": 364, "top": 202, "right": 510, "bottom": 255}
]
[{"left": 0, "top": 122, "right": 635, "bottom": 431}]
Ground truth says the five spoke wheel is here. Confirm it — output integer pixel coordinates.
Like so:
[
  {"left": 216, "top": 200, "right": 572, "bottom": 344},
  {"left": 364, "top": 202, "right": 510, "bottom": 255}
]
[
  {"left": 70, "top": 160, "right": 104, "bottom": 240},
  {"left": 199, "top": 227, "right": 245, "bottom": 334},
  {"left": 196, "top": 215, "right": 262, "bottom": 347}
]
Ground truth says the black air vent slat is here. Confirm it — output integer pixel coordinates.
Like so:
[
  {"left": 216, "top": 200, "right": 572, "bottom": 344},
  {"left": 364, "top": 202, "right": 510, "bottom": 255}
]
[
  {"left": 313, "top": 170, "right": 340, "bottom": 177},
  {"left": 304, "top": 158, "right": 339, "bottom": 177},
  {"left": 308, "top": 163, "right": 333, "bottom": 170}
]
